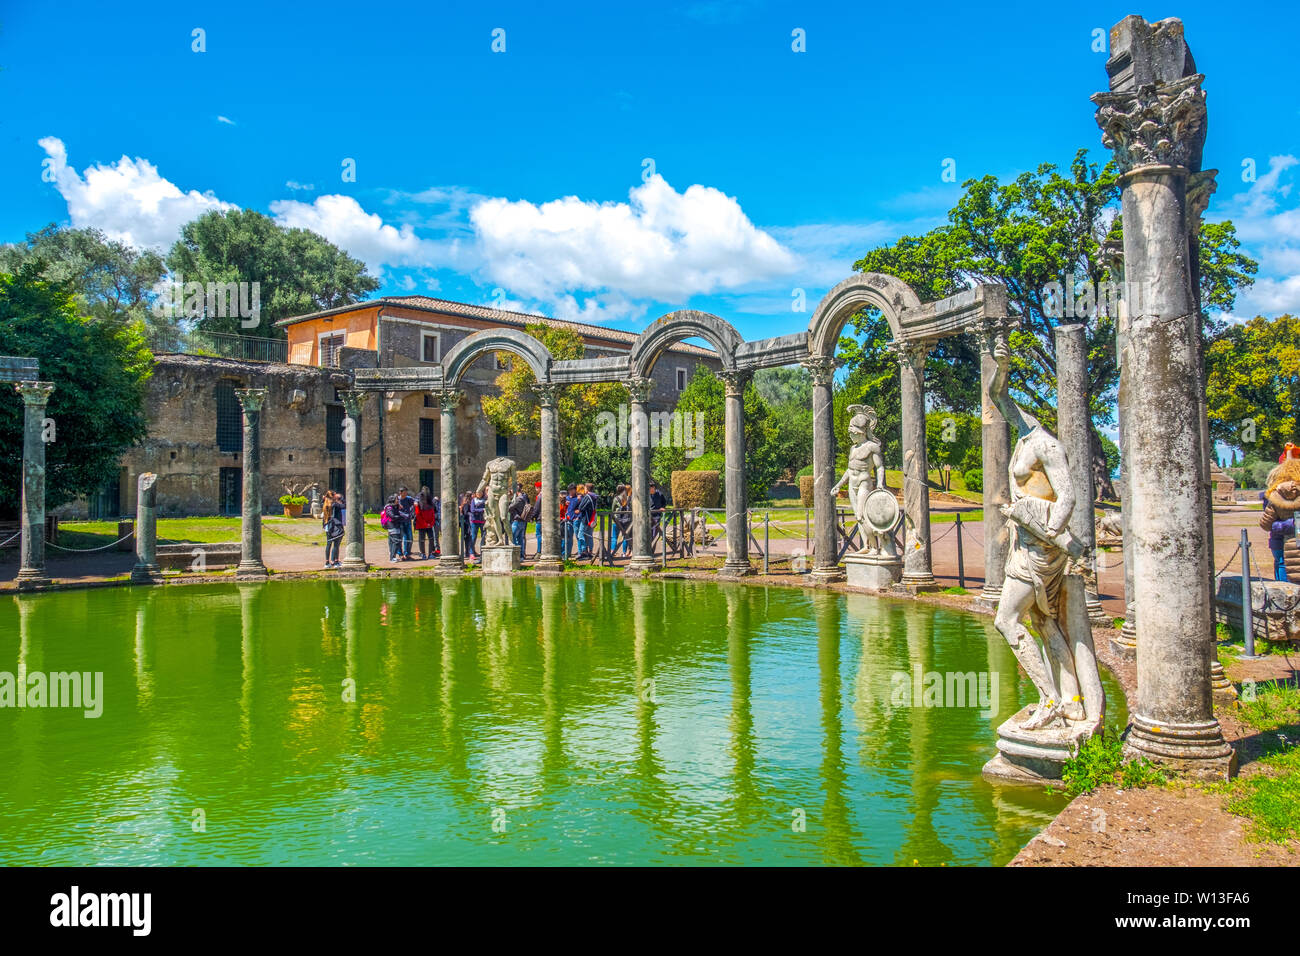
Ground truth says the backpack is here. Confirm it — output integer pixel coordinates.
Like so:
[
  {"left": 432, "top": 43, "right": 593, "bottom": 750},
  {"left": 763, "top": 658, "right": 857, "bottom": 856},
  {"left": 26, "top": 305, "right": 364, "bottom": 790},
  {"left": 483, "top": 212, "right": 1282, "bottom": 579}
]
[{"left": 380, "top": 508, "right": 391, "bottom": 528}]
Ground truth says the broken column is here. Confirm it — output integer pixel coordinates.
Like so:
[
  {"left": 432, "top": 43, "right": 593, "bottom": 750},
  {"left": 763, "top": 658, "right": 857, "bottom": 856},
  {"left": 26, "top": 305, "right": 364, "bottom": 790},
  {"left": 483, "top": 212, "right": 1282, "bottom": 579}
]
[
  {"left": 892, "top": 341, "right": 936, "bottom": 590},
  {"left": 535, "top": 383, "right": 564, "bottom": 572},
  {"left": 340, "top": 389, "right": 369, "bottom": 573},
  {"left": 804, "top": 357, "right": 843, "bottom": 582},
  {"left": 1055, "top": 322, "right": 1109, "bottom": 625},
  {"left": 718, "top": 369, "right": 753, "bottom": 577},
  {"left": 1092, "top": 14, "right": 1233, "bottom": 778},
  {"left": 626, "top": 377, "right": 657, "bottom": 573},
  {"left": 130, "top": 472, "right": 161, "bottom": 584},
  {"left": 234, "top": 388, "right": 269, "bottom": 580},
  {"left": 15, "top": 381, "right": 54, "bottom": 590}
]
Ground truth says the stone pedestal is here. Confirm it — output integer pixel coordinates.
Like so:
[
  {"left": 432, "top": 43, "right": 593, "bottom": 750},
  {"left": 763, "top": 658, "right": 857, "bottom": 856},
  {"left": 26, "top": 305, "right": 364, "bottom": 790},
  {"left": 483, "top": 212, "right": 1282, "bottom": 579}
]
[
  {"left": 983, "top": 707, "right": 1103, "bottom": 784},
  {"left": 480, "top": 545, "right": 520, "bottom": 575},
  {"left": 844, "top": 552, "right": 902, "bottom": 590}
]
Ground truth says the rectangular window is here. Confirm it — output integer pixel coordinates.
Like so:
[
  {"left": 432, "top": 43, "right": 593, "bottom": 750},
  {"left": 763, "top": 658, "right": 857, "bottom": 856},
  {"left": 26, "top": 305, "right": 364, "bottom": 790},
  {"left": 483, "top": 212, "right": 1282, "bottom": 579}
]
[
  {"left": 421, "top": 331, "right": 441, "bottom": 364},
  {"left": 424, "top": 393, "right": 435, "bottom": 408},
  {"left": 496, "top": 432, "right": 509, "bottom": 456},
  {"left": 215, "top": 380, "right": 243, "bottom": 453},
  {"left": 419, "top": 418, "right": 437, "bottom": 455},
  {"left": 419, "top": 469, "right": 439, "bottom": 494},
  {"left": 329, "top": 467, "right": 346, "bottom": 499},
  {"left": 326, "top": 404, "right": 345, "bottom": 453},
  {"left": 319, "top": 332, "right": 346, "bottom": 367},
  {"left": 219, "top": 467, "right": 242, "bottom": 516},
  {"left": 676, "top": 367, "right": 687, "bottom": 391},
  {"left": 496, "top": 354, "right": 511, "bottom": 370}
]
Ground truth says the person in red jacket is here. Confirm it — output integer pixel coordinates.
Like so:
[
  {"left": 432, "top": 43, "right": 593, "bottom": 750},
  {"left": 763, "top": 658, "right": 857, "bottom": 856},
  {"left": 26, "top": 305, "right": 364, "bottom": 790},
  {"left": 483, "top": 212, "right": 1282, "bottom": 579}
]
[{"left": 414, "top": 486, "right": 440, "bottom": 559}]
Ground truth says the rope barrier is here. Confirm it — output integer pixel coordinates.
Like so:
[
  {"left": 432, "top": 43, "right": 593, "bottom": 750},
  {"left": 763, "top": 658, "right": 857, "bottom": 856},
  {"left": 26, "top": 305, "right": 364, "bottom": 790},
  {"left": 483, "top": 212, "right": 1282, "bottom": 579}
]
[
  {"left": 0, "top": 532, "right": 20, "bottom": 548},
  {"left": 46, "top": 531, "right": 136, "bottom": 553}
]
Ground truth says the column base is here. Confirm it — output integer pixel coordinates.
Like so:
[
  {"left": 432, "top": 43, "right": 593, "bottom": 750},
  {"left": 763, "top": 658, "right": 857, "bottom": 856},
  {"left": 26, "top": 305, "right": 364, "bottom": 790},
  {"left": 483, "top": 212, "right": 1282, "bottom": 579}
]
[
  {"left": 626, "top": 555, "right": 658, "bottom": 573},
  {"left": 900, "top": 572, "right": 939, "bottom": 592},
  {"left": 434, "top": 556, "right": 464, "bottom": 576},
  {"left": 15, "top": 569, "right": 52, "bottom": 591},
  {"left": 1086, "top": 594, "right": 1112, "bottom": 627},
  {"left": 1124, "top": 714, "right": 1236, "bottom": 781},
  {"left": 1111, "top": 619, "right": 1137, "bottom": 660},
  {"left": 810, "top": 565, "right": 845, "bottom": 584},
  {"left": 975, "top": 583, "right": 1002, "bottom": 610},
  {"left": 717, "top": 560, "right": 755, "bottom": 578},
  {"left": 1210, "top": 659, "right": 1237, "bottom": 700},
  {"left": 534, "top": 554, "right": 565, "bottom": 574},
  {"left": 130, "top": 563, "right": 162, "bottom": 585},
  {"left": 235, "top": 560, "right": 268, "bottom": 582}
]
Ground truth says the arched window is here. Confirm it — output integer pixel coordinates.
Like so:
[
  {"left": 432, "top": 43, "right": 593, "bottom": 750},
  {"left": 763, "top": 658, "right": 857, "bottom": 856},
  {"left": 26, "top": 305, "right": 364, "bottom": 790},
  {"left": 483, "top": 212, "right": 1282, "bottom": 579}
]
[{"left": 215, "top": 380, "right": 243, "bottom": 453}]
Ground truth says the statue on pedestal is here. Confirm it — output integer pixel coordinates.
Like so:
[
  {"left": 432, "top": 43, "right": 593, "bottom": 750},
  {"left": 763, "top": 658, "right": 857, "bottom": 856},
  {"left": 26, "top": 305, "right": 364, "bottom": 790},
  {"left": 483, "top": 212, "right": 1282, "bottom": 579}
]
[
  {"left": 835, "top": 404, "right": 903, "bottom": 590},
  {"left": 476, "top": 457, "right": 518, "bottom": 572},
  {"left": 984, "top": 338, "right": 1105, "bottom": 781}
]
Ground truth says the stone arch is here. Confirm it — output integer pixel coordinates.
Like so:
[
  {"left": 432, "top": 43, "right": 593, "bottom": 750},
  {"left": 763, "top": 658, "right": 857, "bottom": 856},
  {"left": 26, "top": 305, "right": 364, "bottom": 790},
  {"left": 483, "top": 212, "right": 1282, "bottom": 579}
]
[
  {"left": 806, "top": 273, "right": 923, "bottom": 358},
  {"left": 441, "top": 327, "right": 552, "bottom": 386},
  {"left": 628, "top": 310, "right": 741, "bottom": 379}
]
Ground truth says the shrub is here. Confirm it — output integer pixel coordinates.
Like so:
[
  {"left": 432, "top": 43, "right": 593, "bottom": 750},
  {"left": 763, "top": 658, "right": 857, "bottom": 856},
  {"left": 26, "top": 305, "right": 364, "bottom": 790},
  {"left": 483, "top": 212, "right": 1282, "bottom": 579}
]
[
  {"left": 516, "top": 468, "right": 540, "bottom": 492},
  {"left": 796, "top": 464, "right": 813, "bottom": 479},
  {"left": 687, "top": 451, "right": 725, "bottom": 473},
  {"left": 798, "top": 474, "right": 814, "bottom": 507},
  {"left": 963, "top": 468, "right": 983, "bottom": 493},
  {"left": 672, "top": 470, "right": 720, "bottom": 509},
  {"left": 279, "top": 494, "right": 308, "bottom": 508}
]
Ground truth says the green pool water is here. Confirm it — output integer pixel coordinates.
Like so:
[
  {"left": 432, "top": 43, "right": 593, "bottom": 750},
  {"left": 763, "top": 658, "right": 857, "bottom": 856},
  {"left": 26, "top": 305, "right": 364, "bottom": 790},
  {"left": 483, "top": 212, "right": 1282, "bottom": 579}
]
[{"left": 0, "top": 577, "right": 1125, "bottom": 866}]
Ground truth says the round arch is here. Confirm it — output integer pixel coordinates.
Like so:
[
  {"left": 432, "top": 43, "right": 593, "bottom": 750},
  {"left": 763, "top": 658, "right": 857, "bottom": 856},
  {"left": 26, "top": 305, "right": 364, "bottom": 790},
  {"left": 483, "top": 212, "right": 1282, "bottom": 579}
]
[
  {"left": 441, "top": 327, "right": 553, "bottom": 386},
  {"left": 806, "top": 273, "right": 922, "bottom": 358},
  {"left": 628, "top": 310, "right": 741, "bottom": 379}
]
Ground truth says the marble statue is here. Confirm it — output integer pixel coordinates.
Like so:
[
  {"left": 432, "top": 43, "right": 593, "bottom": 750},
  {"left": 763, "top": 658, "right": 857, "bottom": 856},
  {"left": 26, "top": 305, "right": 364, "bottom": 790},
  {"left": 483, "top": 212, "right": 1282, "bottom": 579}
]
[
  {"left": 990, "top": 338, "right": 1104, "bottom": 734},
  {"left": 832, "top": 404, "right": 898, "bottom": 557},
  {"left": 476, "top": 456, "right": 517, "bottom": 549}
]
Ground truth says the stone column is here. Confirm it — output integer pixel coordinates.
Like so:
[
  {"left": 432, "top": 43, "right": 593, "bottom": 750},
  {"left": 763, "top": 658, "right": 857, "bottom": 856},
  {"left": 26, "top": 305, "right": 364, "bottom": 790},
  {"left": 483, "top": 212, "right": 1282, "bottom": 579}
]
[
  {"left": 973, "top": 321, "right": 1012, "bottom": 607},
  {"left": 1092, "top": 14, "right": 1233, "bottom": 778},
  {"left": 234, "top": 388, "right": 268, "bottom": 580},
  {"left": 626, "top": 377, "right": 657, "bottom": 573},
  {"left": 340, "top": 389, "right": 369, "bottom": 573},
  {"left": 718, "top": 368, "right": 754, "bottom": 577},
  {"left": 435, "top": 389, "right": 463, "bottom": 574},
  {"left": 130, "top": 472, "right": 160, "bottom": 583},
  {"left": 892, "top": 341, "right": 936, "bottom": 590},
  {"left": 804, "top": 357, "right": 843, "bottom": 582},
  {"left": 535, "top": 383, "right": 564, "bottom": 572},
  {"left": 1104, "top": 239, "right": 1138, "bottom": 657},
  {"left": 15, "top": 381, "right": 54, "bottom": 590},
  {"left": 1055, "top": 323, "right": 1109, "bottom": 625}
]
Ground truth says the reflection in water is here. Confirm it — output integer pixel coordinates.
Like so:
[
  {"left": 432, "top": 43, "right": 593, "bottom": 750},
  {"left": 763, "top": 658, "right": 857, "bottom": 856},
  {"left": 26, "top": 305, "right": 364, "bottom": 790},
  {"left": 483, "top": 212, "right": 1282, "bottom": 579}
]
[{"left": 0, "top": 578, "right": 1124, "bottom": 866}]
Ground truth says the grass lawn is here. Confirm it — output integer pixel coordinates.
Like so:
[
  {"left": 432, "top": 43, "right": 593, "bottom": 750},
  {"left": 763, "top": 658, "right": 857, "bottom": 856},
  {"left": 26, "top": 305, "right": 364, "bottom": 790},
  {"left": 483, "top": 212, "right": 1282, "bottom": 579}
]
[{"left": 1214, "top": 681, "right": 1300, "bottom": 844}]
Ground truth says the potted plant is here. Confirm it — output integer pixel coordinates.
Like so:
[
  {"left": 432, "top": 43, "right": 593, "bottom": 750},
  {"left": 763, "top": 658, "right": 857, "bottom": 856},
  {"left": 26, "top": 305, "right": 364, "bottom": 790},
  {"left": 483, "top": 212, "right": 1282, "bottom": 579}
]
[{"left": 279, "top": 493, "right": 309, "bottom": 517}]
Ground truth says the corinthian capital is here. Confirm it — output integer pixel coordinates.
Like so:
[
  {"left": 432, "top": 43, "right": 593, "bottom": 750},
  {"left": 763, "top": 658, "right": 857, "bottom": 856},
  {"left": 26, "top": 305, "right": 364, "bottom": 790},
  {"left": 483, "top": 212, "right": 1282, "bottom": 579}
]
[
  {"left": 718, "top": 368, "right": 752, "bottom": 397},
  {"left": 887, "top": 339, "right": 930, "bottom": 373},
  {"left": 340, "top": 389, "right": 368, "bottom": 416},
  {"left": 435, "top": 388, "right": 464, "bottom": 413},
  {"left": 533, "top": 382, "right": 564, "bottom": 407},
  {"left": 800, "top": 356, "right": 838, "bottom": 387},
  {"left": 1091, "top": 74, "right": 1206, "bottom": 174},
  {"left": 1186, "top": 169, "right": 1218, "bottom": 234},
  {"left": 15, "top": 381, "right": 55, "bottom": 407},
  {"left": 624, "top": 377, "right": 653, "bottom": 404},
  {"left": 234, "top": 387, "right": 267, "bottom": 414}
]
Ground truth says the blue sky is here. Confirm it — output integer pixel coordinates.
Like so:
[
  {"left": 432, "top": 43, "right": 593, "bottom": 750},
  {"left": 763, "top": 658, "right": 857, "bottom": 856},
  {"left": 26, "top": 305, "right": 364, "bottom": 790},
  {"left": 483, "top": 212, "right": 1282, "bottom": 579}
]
[{"left": 2, "top": 0, "right": 1297, "bottom": 341}]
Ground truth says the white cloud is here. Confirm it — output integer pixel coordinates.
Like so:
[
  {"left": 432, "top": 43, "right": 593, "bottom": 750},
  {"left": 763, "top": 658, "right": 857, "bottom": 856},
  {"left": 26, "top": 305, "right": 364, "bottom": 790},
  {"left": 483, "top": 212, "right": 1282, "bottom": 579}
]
[
  {"left": 1218, "top": 155, "right": 1300, "bottom": 319},
  {"left": 269, "top": 193, "right": 455, "bottom": 274},
  {"left": 468, "top": 174, "right": 798, "bottom": 318},
  {"left": 216, "top": 115, "right": 236, "bottom": 126},
  {"left": 38, "top": 137, "right": 237, "bottom": 250},
  {"left": 285, "top": 180, "right": 314, "bottom": 191}
]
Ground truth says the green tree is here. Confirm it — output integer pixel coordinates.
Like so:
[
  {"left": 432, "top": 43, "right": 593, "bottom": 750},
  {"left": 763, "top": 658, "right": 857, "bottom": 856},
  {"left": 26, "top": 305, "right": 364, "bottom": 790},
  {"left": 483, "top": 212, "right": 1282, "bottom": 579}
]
[
  {"left": 753, "top": 366, "right": 813, "bottom": 477},
  {"left": 848, "top": 149, "right": 1257, "bottom": 499},
  {"left": 652, "top": 367, "right": 781, "bottom": 505},
  {"left": 480, "top": 322, "right": 623, "bottom": 471},
  {"left": 925, "top": 411, "right": 980, "bottom": 489},
  {"left": 0, "top": 224, "right": 166, "bottom": 330},
  {"left": 0, "top": 264, "right": 152, "bottom": 516},
  {"left": 1206, "top": 314, "right": 1300, "bottom": 461},
  {"left": 165, "top": 209, "right": 379, "bottom": 337}
]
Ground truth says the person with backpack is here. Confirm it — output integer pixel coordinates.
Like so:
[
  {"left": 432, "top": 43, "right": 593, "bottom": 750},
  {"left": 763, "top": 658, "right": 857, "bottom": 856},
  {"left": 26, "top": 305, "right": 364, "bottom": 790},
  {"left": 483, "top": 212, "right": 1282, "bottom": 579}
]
[
  {"left": 415, "top": 486, "right": 439, "bottom": 559},
  {"left": 459, "top": 492, "right": 474, "bottom": 559},
  {"left": 563, "top": 484, "right": 579, "bottom": 558},
  {"left": 468, "top": 488, "right": 487, "bottom": 556},
  {"left": 508, "top": 483, "right": 529, "bottom": 557},
  {"left": 649, "top": 481, "right": 667, "bottom": 548},
  {"left": 611, "top": 484, "right": 631, "bottom": 558},
  {"left": 381, "top": 494, "right": 405, "bottom": 562},
  {"left": 397, "top": 486, "right": 416, "bottom": 559},
  {"left": 322, "top": 489, "right": 345, "bottom": 569}
]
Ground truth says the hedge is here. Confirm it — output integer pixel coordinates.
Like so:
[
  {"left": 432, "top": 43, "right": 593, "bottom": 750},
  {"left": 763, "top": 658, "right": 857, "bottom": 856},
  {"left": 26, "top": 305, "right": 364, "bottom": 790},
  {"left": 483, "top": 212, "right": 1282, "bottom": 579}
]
[
  {"left": 516, "top": 468, "right": 540, "bottom": 491},
  {"left": 672, "top": 470, "right": 720, "bottom": 509},
  {"left": 963, "top": 468, "right": 983, "bottom": 493},
  {"left": 687, "top": 451, "right": 726, "bottom": 473},
  {"left": 798, "top": 474, "right": 814, "bottom": 507}
]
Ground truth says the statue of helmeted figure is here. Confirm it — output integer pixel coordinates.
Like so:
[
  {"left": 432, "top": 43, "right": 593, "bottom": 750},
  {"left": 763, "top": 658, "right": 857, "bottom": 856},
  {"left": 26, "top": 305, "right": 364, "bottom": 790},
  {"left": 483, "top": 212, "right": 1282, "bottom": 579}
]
[
  {"left": 832, "top": 404, "right": 898, "bottom": 557},
  {"left": 990, "top": 338, "right": 1104, "bottom": 733},
  {"left": 477, "top": 456, "right": 517, "bottom": 549}
]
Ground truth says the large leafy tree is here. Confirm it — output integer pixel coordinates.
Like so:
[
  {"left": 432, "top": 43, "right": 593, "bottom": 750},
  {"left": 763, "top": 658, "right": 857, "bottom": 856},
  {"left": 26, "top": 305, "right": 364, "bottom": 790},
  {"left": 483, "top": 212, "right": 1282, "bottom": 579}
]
[
  {"left": 847, "top": 149, "right": 1257, "bottom": 499},
  {"left": 753, "top": 366, "right": 813, "bottom": 478},
  {"left": 0, "top": 264, "right": 152, "bottom": 516},
  {"left": 480, "top": 322, "right": 623, "bottom": 471},
  {"left": 165, "top": 209, "right": 379, "bottom": 337},
  {"left": 0, "top": 224, "right": 166, "bottom": 330},
  {"left": 1206, "top": 314, "right": 1300, "bottom": 461}
]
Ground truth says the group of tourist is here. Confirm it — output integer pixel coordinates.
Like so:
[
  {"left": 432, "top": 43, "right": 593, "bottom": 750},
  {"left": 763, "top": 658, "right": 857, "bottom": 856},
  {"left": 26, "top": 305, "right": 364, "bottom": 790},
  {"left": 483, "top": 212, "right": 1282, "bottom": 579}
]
[{"left": 319, "top": 477, "right": 671, "bottom": 568}]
